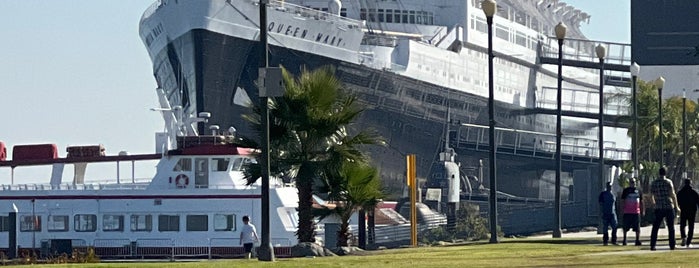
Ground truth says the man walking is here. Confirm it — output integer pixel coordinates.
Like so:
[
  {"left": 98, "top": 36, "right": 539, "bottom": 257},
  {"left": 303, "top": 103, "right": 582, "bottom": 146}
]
[
  {"left": 598, "top": 181, "right": 617, "bottom": 245},
  {"left": 240, "top": 215, "right": 259, "bottom": 259},
  {"left": 677, "top": 179, "right": 699, "bottom": 248},
  {"left": 650, "top": 167, "right": 680, "bottom": 251},
  {"left": 621, "top": 178, "right": 643, "bottom": 246}
]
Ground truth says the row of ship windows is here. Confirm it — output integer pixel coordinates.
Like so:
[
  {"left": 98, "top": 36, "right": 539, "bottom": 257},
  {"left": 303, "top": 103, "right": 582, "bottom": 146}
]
[
  {"left": 172, "top": 157, "right": 252, "bottom": 172},
  {"left": 414, "top": 65, "right": 519, "bottom": 96},
  {"left": 359, "top": 9, "right": 435, "bottom": 25},
  {"left": 471, "top": 16, "right": 540, "bottom": 50},
  {"left": 0, "top": 214, "right": 238, "bottom": 233}
]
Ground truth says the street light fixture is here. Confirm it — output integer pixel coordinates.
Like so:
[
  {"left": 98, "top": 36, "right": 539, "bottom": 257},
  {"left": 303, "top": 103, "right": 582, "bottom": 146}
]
[
  {"left": 553, "top": 21, "right": 567, "bottom": 239},
  {"left": 481, "top": 0, "right": 498, "bottom": 244},
  {"left": 654, "top": 76, "right": 665, "bottom": 168},
  {"left": 596, "top": 44, "right": 606, "bottom": 202},
  {"left": 630, "top": 62, "right": 640, "bottom": 179}
]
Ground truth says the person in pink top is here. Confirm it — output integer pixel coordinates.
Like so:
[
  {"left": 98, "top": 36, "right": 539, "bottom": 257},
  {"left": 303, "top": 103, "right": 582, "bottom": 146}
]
[{"left": 621, "top": 178, "right": 644, "bottom": 246}]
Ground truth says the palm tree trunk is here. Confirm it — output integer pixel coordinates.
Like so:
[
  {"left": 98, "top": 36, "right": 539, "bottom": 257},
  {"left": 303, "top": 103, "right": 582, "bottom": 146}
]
[{"left": 296, "top": 163, "right": 316, "bottom": 243}]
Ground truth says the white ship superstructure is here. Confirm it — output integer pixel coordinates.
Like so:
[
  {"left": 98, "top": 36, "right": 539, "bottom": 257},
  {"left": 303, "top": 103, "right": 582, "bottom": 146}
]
[{"left": 138, "top": 0, "right": 631, "bottom": 200}]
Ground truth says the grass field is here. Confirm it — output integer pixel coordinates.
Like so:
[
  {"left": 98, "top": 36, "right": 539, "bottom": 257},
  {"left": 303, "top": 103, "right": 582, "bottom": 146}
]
[{"left": 14, "top": 238, "right": 699, "bottom": 268}]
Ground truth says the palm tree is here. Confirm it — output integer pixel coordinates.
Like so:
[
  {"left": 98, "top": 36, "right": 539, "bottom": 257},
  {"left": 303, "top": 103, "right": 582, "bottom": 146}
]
[
  {"left": 316, "top": 161, "right": 383, "bottom": 247},
  {"left": 241, "top": 66, "right": 383, "bottom": 243}
]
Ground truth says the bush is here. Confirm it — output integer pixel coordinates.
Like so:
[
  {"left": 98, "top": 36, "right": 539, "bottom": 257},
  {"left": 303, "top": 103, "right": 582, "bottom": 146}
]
[{"left": 422, "top": 204, "right": 496, "bottom": 243}]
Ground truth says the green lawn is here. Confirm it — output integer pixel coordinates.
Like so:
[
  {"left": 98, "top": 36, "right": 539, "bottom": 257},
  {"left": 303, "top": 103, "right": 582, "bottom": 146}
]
[{"left": 14, "top": 238, "right": 699, "bottom": 268}]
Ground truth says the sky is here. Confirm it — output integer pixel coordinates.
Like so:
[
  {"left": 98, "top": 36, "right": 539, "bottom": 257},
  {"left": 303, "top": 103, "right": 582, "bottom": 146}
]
[{"left": 0, "top": 0, "right": 630, "bottom": 182}]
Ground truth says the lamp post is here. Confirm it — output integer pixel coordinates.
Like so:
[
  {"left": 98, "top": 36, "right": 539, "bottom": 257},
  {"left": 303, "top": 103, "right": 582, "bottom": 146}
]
[
  {"left": 630, "top": 63, "right": 640, "bottom": 179},
  {"left": 258, "top": 0, "right": 275, "bottom": 261},
  {"left": 683, "top": 89, "right": 688, "bottom": 180},
  {"left": 482, "top": 0, "right": 498, "bottom": 244},
  {"left": 596, "top": 44, "right": 606, "bottom": 198},
  {"left": 654, "top": 76, "right": 665, "bottom": 168},
  {"left": 553, "top": 22, "right": 566, "bottom": 239}
]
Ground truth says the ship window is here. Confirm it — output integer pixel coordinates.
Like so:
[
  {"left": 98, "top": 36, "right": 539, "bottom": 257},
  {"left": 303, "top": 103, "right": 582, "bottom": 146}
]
[
  {"left": 214, "top": 214, "right": 236, "bottom": 231},
  {"left": 158, "top": 215, "right": 180, "bottom": 232},
  {"left": 394, "top": 10, "right": 401, "bottom": 23},
  {"left": 174, "top": 158, "right": 192, "bottom": 172},
  {"left": 385, "top": 10, "right": 393, "bottom": 23},
  {"left": 378, "top": 9, "right": 384, "bottom": 22},
  {"left": 231, "top": 158, "right": 244, "bottom": 171},
  {"left": 359, "top": 8, "right": 366, "bottom": 20},
  {"left": 0, "top": 216, "right": 8, "bottom": 232},
  {"left": 402, "top": 10, "right": 408, "bottom": 23},
  {"left": 47, "top": 215, "right": 69, "bottom": 232},
  {"left": 74, "top": 214, "right": 96, "bottom": 232},
  {"left": 495, "top": 25, "right": 509, "bottom": 41},
  {"left": 20, "top": 215, "right": 41, "bottom": 232},
  {"left": 409, "top": 11, "right": 415, "bottom": 24},
  {"left": 416, "top": 11, "right": 422, "bottom": 24},
  {"left": 212, "top": 158, "right": 230, "bottom": 172},
  {"left": 131, "top": 214, "right": 153, "bottom": 232},
  {"left": 186, "top": 215, "right": 208, "bottom": 231},
  {"left": 103, "top": 215, "right": 124, "bottom": 232}
]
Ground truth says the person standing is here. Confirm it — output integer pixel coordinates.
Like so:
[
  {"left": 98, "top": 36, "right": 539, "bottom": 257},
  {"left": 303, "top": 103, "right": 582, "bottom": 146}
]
[
  {"left": 598, "top": 181, "right": 618, "bottom": 245},
  {"left": 677, "top": 179, "right": 699, "bottom": 248},
  {"left": 621, "top": 178, "right": 644, "bottom": 246},
  {"left": 240, "top": 215, "right": 259, "bottom": 259},
  {"left": 650, "top": 167, "right": 680, "bottom": 251}
]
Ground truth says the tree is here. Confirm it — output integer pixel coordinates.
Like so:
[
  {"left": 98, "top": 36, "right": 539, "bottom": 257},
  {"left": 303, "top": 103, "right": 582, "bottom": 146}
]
[
  {"left": 241, "top": 66, "right": 383, "bottom": 243},
  {"left": 613, "top": 79, "right": 698, "bottom": 187},
  {"left": 316, "top": 161, "right": 383, "bottom": 247}
]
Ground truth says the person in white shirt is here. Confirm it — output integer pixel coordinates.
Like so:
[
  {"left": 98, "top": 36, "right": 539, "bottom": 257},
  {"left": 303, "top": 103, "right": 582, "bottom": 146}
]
[{"left": 239, "top": 215, "right": 259, "bottom": 259}]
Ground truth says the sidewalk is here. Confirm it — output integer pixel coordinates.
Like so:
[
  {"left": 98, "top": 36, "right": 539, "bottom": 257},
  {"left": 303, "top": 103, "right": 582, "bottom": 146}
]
[{"left": 530, "top": 224, "right": 699, "bottom": 251}]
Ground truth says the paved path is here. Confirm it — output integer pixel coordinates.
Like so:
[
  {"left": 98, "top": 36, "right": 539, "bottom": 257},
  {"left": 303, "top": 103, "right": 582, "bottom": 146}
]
[{"left": 529, "top": 224, "right": 699, "bottom": 252}]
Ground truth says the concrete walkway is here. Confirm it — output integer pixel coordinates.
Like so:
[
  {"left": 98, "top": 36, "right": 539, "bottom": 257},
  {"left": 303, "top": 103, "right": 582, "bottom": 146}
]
[{"left": 530, "top": 224, "right": 699, "bottom": 251}]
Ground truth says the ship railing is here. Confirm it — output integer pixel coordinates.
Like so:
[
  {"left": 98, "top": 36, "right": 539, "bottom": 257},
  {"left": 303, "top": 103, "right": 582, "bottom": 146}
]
[
  {"left": 541, "top": 37, "right": 631, "bottom": 68},
  {"left": 266, "top": 0, "right": 363, "bottom": 29},
  {"left": 537, "top": 86, "right": 630, "bottom": 116},
  {"left": 455, "top": 123, "right": 631, "bottom": 161}
]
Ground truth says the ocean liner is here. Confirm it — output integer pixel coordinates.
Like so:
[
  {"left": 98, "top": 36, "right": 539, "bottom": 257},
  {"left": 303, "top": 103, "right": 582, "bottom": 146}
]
[{"left": 138, "top": 0, "right": 631, "bottom": 200}]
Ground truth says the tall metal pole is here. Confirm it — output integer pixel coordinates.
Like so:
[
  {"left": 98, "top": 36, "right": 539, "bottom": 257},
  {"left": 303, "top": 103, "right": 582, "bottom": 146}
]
[
  {"left": 683, "top": 89, "right": 687, "bottom": 180},
  {"left": 653, "top": 77, "right": 665, "bottom": 168},
  {"left": 631, "top": 70, "right": 639, "bottom": 178},
  {"left": 485, "top": 6, "right": 498, "bottom": 243},
  {"left": 553, "top": 23, "right": 566, "bottom": 238},
  {"left": 258, "top": 0, "right": 274, "bottom": 261},
  {"left": 596, "top": 44, "right": 606, "bottom": 195}
]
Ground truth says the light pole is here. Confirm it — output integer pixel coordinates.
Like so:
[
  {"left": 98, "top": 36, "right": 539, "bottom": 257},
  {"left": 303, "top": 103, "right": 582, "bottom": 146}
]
[
  {"left": 683, "top": 89, "right": 688, "bottom": 180},
  {"left": 630, "top": 62, "right": 640, "bottom": 179},
  {"left": 482, "top": 0, "right": 498, "bottom": 244},
  {"left": 553, "top": 22, "right": 566, "bottom": 239},
  {"left": 596, "top": 44, "right": 606, "bottom": 197},
  {"left": 258, "top": 0, "right": 275, "bottom": 261},
  {"left": 654, "top": 76, "right": 665, "bottom": 168}
]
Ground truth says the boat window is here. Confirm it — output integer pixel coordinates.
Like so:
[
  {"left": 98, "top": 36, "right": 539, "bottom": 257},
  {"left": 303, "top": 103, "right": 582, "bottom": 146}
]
[
  {"left": 173, "top": 158, "right": 192, "bottom": 172},
  {"left": 158, "top": 215, "right": 180, "bottom": 232},
  {"left": 103, "top": 215, "right": 124, "bottom": 232},
  {"left": 211, "top": 158, "right": 230, "bottom": 172},
  {"left": 131, "top": 214, "right": 152, "bottom": 232},
  {"left": 20, "top": 215, "right": 41, "bottom": 232},
  {"left": 186, "top": 215, "right": 208, "bottom": 231},
  {"left": 47, "top": 215, "right": 69, "bottom": 232},
  {"left": 75, "top": 214, "right": 97, "bottom": 232},
  {"left": 214, "top": 214, "right": 236, "bottom": 231},
  {"left": 0, "top": 216, "right": 9, "bottom": 232},
  {"left": 231, "top": 158, "right": 244, "bottom": 171}
]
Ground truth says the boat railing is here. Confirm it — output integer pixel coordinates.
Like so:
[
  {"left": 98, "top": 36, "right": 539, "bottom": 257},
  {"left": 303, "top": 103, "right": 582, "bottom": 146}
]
[
  {"left": 266, "top": 0, "right": 363, "bottom": 29},
  {"left": 455, "top": 123, "right": 630, "bottom": 161},
  {"left": 540, "top": 37, "right": 631, "bottom": 68},
  {"left": 537, "top": 86, "right": 630, "bottom": 116}
]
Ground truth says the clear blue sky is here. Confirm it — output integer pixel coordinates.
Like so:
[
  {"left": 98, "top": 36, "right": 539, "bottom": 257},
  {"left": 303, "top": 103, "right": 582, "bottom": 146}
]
[{"left": 0, "top": 0, "right": 630, "bottom": 181}]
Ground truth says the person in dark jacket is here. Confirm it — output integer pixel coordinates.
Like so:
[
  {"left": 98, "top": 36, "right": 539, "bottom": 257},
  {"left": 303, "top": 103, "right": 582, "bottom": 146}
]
[
  {"left": 599, "top": 181, "right": 617, "bottom": 245},
  {"left": 677, "top": 179, "right": 699, "bottom": 248}
]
